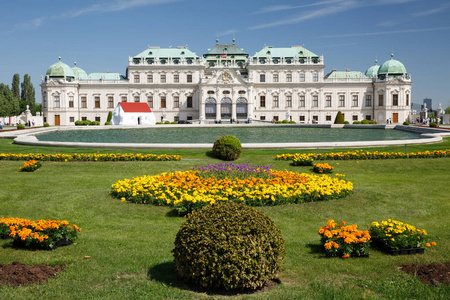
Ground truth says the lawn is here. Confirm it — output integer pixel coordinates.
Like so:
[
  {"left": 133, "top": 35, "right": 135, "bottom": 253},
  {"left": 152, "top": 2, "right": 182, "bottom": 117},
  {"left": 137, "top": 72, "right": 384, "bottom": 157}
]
[{"left": 0, "top": 138, "right": 449, "bottom": 299}]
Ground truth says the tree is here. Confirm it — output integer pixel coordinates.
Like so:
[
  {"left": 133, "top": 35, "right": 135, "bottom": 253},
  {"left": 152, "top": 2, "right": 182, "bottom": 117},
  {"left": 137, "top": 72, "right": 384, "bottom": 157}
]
[
  {"left": 20, "top": 74, "right": 35, "bottom": 114},
  {"left": 0, "top": 84, "right": 17, "bottom": 118},
  {"left": 445, "top": 106, "right": 450, "bottom": 114},
  {"left": 334, "top": 111, "right": 345, "bottom": 124},
  {"left": 12, "top": 74, "right": 20, "bottom": 99}
]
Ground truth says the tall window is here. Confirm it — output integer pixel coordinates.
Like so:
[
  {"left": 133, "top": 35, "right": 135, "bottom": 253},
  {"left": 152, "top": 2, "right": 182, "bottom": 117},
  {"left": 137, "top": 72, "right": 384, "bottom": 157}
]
[
  {"left": 174, "top": 96, "right": 179, "bottom": 108},
  {"left": 54, "top": 96, "right": 60, "bottom": 108},
  {"left": 134, "top": 95, "right": 140, "bottom": 102},
  {"left": 353, "top": 115, "right": 358, "bottom": 121},
  {"left": 286, "top": 73, "right": 292, "bottom": 82},
  {"left": 108, "top": 96, "right": 114, "bottom": 108},
  {"left": 161, "top": 96, "right": 166, "bottom": 108},
  {"left": 273, "top": 74, "right": 279, "bottom": 82},
  {"left": 406, "top": 94, "right": 410, "bottom": 106},
  {"left": 393, "top": 94, "right": 398, "bottom": 106},
  {"left": 260, "top": 74, "right": 265, "bottom": 82},
  {"left": 339, "top": 95, "right": 345, "bottom": 107},
  {"left": 299, "top": 115, "right": 305, "bottom": 122},
  {"left": 313, "top": 73, "right": 318, "bottom": 82},
  {"left": 325, "top": 95, "right": 332, "bottom": 107},
  {"left": 121, "top": 96, "right": 127, "bottom": 102},
  {"left": 95, "top": 96, "right": 100, "bottom": 108},
  {"left": 260, "top": 95, "right": 266, "bottom": 107},
  {"left": 174, "top": 74, "right": 179, "bottom": 83},
  {"left": 365, "top": 95, "right": 372, "bottom": 107},
  {"left": 299, "top": 95, "right": 305, "bottom": 107},
  {"left": 43, "top": 96, "right": 47, "bottom": 108},
  {"left": 312, "top": 95, "right": 318, "bottom": 107},
  {"left": 147, "top": 74, "right": 153, "bottom": 83},
  {"left": 147, "top": 96, "right": 153, "bottom": 108},
  {"left": 134, "top": 74, "right": 140, "bottom": 83},
  {"left": 161, "top": 74, "right": 166, "bottom": 83},
  {"left": 273, "top": 96, "right": 279, "bottom": 108},
  {"left": 378, "top": 94, "right": 384, "bottom": 106},
  {"left": 187, "top": 96, "right": 193, "bottom": 108},
  {"left": 352, "top": 95, "right": 358, "bottom": 107},
  {"left": 81, "top": 96, "right": 87, "bottom": 108},
  {"left": 69, "top": 96, "right": 74, "bottom": 108},
  {"left": 299, "top": 73, "right": 305, "bottom": 82},
  {"left": 187, "top": 74, "right": 193, "bottom": 83},
  {"left": 286, "top": 95, "right": 292, "bottom": 108}
]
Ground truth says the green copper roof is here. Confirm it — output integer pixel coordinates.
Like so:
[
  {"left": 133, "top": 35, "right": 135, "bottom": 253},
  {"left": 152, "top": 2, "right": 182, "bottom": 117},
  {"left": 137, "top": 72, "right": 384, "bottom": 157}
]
[
  {"left": 378, "top": 54, "right": 407, "bottom": 75},
  {"left": 364, "top": 60, "right": 380, "bottom": 78},
  {"left": 88, "top": 73, "right": 125, "bottom": 80},
  {"left": 71, "top": 62, "right": 88, "bottom": 80},
  {"left": 134, "top": 47, "right": 198, "bottom": 58},
  {"left": 46, "top": 57, "right": 75, "bottom": 78},
  {"left": 203, "top": 43, "right": 248, "bottom": 57},
  {"left": 253, "top": 45, "right": 318, "bottom": 58}
]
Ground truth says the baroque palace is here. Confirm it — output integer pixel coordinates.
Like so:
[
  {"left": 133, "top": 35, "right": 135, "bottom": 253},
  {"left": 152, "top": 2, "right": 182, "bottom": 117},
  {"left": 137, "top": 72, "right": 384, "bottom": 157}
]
[{"left": 41, "top": 39, "right": 412, "bottom": 126}]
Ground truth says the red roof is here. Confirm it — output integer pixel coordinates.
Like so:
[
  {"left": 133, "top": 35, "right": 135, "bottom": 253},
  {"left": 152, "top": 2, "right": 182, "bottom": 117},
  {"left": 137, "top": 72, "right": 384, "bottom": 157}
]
[{"left": 119, "top": 102, "right": 152, "bottom": 113}]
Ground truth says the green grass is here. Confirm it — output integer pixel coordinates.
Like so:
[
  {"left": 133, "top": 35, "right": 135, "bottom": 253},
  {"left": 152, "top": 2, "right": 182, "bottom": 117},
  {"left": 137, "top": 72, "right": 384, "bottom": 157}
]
[{"left": 0, "top": 139, "right": 449, "bottom": 299}]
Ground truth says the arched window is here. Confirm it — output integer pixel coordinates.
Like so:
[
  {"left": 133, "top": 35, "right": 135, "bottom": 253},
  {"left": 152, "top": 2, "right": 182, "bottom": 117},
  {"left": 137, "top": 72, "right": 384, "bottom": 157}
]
[
  {"left": 205, "top": 97, "right": 216, "bottom": 119},
  {"left": 236, "top": 97, "right": 248, "bottom": 119},
  {"left": 221, "top": 97, "right": 232, "bottom": 119}
]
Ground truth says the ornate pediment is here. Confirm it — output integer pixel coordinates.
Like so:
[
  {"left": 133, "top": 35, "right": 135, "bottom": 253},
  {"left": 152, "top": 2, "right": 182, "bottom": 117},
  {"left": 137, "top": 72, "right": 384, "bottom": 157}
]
[{"left": 204, "top": 69, "right": 247, "bottom": 85}]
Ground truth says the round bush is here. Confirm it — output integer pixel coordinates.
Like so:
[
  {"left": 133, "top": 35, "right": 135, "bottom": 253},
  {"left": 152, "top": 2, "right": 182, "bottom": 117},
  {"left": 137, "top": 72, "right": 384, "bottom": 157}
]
[
  {"left": 353, "top": 121, "right": 361, "bottom": 124},
  {"left": 43, "top": 123, "right": 50, "bottom": 127},
  {"left": 403, "top": 121, "right": 409, "bottom": 126},
  {"left": 212, "top": 135, "right": 242, "bottom": 161},
  {"left": 361, "top": 119, "right": 370, "bottom": 124},
  {"left": 430, "top": 122, "right": 437, "bottom": 128},
  {"left": 344, "top": 121, "right": 350, "bottom": 124},
  {"left": 173, "top": 202, "right": 285, "bottom": 291},
  {"left": 104, "top": 121, "right": 111, "bottom": 125},
  {"left": 17, "top": 124, "right": 25, "bottom": 130},
  {"left": 164, "top": 120, "right": 171, "bottom": 124}
]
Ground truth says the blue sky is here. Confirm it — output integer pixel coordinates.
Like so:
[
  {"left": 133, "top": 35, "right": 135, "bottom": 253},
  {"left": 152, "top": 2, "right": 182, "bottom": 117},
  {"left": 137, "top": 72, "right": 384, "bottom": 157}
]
[{"left": 1, "top": 0, "right": 449, "bottom": 109}]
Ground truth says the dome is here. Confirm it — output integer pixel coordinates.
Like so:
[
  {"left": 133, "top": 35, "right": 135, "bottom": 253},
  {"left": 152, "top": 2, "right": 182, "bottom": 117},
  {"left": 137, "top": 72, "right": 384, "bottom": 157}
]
[
  {"left": 364, "top": 60, "right": 380, "bottom": 78},
  {"left": 378, "top": 54, "right": 407, "bottom": 76},
  {"left": 46, "top": 57, "right": 75, "bottom": 78},
  {"left": 71, "top": 62, "right": 88, "bottom": 80}
]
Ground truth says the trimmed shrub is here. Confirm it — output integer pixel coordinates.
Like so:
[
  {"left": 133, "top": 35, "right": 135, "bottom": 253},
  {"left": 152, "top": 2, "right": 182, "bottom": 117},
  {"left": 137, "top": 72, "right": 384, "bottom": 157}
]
[
  {"left": 164, "top": 120, "right": 171, "bottom": 124},
  {"left": 334, "top": 111, "right": 345, "bottom": 124},
  {"left": 344, "top": 121, "right": 350, "bottom": 124},
  {"left": 173, "top": 202, "right": 285, "bottom": 291},
  {"left": 156, "top": 122, "right": 163, "bottom": 124},
  {"left": 104, "top": 122, "right": 111, "bottom": 125},
  {"left": 275, "top": 120, "right": 282, "bottom": 124},
  {"left": 107, "top": 111, "right": 113, "bottom": 123},
  {"left": 282, "top": 119, "right": 289, "bottom": 123},
  {"left": 212, "top": 135, "right": 242, "bottom": 161},
  {"left": 171, "top": 121, "right": 178, "bottom": 124},
  {"left": 89, "top": 121, "right": 100, "bottom": 126},
  {"left": 17, "top": 124, "right": 25, "bottom": 130},
  {"left": 361, "top": 119, "right": 370, "bottom": 124},
  {"left": 43, "top": 123, "right": 50, "bottom": 127},
  {"left": 369, "top": 121, "right": 377, "bottom": 124},
  {"left": 430, "top": 122, "right": 437, "bottom": 128},
  {"left": 288, "top": 121, "right": 296, "bottom": 124},
  {"left": 353, "top": 121, "right": 361, "bottom": 124},
  {"left": 403, "top": 121, "right": 409, "bottom": 126}
]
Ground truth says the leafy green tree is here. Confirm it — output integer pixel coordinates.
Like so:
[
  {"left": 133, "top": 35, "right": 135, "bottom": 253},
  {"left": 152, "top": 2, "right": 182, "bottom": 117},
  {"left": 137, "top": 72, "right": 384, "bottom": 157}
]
[
  {"left": 445, "top": 106, "right": 450, "bottom": 114},
  {"left": 0, "top": 84, "right": 18, "bottom": 118},
  {"left": 35, "top": 103, "right": 42, "bottom": 113},
  {"left": 20, "top": 74, "right": 35, "bottom": 114},
  {"left": 12, "top": 73, "right": 20, "bottom": 99},
  {"left": 334, "top": 111, "right": 345, "bottom": 124}
]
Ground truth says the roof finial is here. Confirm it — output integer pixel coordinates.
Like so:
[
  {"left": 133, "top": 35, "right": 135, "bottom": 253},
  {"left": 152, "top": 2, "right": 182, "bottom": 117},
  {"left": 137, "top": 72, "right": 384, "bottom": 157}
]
[
  {"left": 58, "top": 56, "right": 61, "bottom": 61},
  {"left": 375, "top": 59, "right": 378, "bottom": 65},
  {"left": 74, "top": 61, "right": 77, "bottom": 66},
  {"left": 232, "top": 38, "right": 235, "bottom": 44},
  {"left": 216, "top": 38, "right": 219, "bottom": 44},
  {"left": 391, "top": 53, "right": 394, "bottom": 59}
]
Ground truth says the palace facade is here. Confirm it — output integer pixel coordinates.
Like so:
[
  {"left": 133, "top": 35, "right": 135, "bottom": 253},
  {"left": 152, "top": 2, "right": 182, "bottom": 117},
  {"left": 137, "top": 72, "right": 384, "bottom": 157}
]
[{"left": 41, "top": 40, "right": 412, "bottom": 125}]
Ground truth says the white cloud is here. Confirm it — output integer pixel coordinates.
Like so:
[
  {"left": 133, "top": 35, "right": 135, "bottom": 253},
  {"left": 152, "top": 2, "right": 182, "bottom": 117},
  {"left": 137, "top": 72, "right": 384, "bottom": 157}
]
[
  {"left": 252, "top": 0, "right": 343, "bottom": 14},
  {"left": 217, "top": 29, "right": 239, "bottom": 37},
  {"left": 412, "top": 2, "right": 450, "bottom": 17},
  {"left": 316, "top": 26, "right": 450, "bottom": 38}
]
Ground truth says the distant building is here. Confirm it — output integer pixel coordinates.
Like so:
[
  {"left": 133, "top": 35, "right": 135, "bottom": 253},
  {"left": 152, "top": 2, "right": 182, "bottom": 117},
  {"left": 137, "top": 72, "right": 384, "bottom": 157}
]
[
  {"left": 422, "top": 98, "right": 433, "bottom": 112},
  {"left": 41, "top": 40, "right": 412, "bottom": 125}
]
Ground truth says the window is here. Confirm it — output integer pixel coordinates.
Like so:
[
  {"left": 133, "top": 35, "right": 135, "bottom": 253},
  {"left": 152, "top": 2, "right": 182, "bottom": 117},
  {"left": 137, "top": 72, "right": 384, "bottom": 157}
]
[
  {"left": 134, "top": 74, "right": 140, "bottom": 83},
  {"left": 286, "top": 95, "right": 292, "bottom": 108},
  {"left": 273, "top": 74, "right": 279, "bottom": 82},
  {"left": 207, "top": 90, "right": 215, "bottom": 95},
  {"left": 187, "top": 96, "right": 193, "bottom": 108},
  {"left": 81, "top": 116, "right": 87, "bottom": 121},
  {"left": 326, "top": 115, "right": 332, "bottom": 121},
  {"left": 161, "top": 96, "right": 166, "bottom": 108},
  {"left": 366, "top": 115, "right": 372, "bottom": 121},
  {"left": 69, "top": 96, "right": 74, "bottom": 108},
  {"left": 339, "top": 95, "right": 345, "bottom": 107},
  {"left": 70, "top": 117, "right": 75, "bottom": 123},
  {"left": 299, "top": 73, "right": 305, "bottom": 82},
  {"left": 378, "top": 94, "right": 384, "bottom": 106},
  {"left": 393, "top": 94, "right": 398, "bottom": 106},
  {"left": 353, "top": 115, "right": 358, "bottom": 121},
  {"left": 81, "top": 96, "right": 87, "bottom": 108},
  {"left": 147, "top": 96, "right": 153, "bottom": 108},
  {"left": 352, "top": 95, "right": 358, "bottom": 107},
  {"left": 312, "top": 95, "right": 318, "bottom": 107},
  {"left": 95, "top": 96, "right": 100, "bottom": 108},
  {"left": 174, "top": 74, "right": 179, "bottom": 83},
  {"left": 174, "top": 96, "right": 179, "bottom": 108},
  {"left": 299, "top": 95, "right": 305, "bottom": 107},
  {"left": 108, "top": 96, "right": 114, "bottom": 108},
  {"left": 187, "top": 74, "right": 193, "bottom": 83},
  {"left": 312, "top": 115, "right": 318, "bottom": 122},
  {"left": 273, "top": 116, "right": 279, "bottom": 121},
  {"left": 260, "top": 96, "right": 266, "bottom": 107},
  {"left": 134, "top": 95, "right": 140, "bottom": 102},
  {"left": 187, "top": 116, "right": 193, "bottom": 120},
  {"left": 313, "top": 73, "right": 318, "bottom": 82},
  {"left": 260, "top": 116, "right": 266, "bottom": 121},
  {"left": 238, "top": 90, "right": 246, "bottom": 94},
  {"left": 121, "top": 96, "right": 127, "bottom": 102},
  {"left": 95, "top": 116, "right": 101, "bottom": 122},
  {"left": 365, "top": 95, "right": 372, "bottom": 107},
  {"left": 325, "top": 95, "right": 332, "bottom": 107},
  {"left": 174, "top": 116, "right": 179, "bottom": 122},
  {"left": 43, "top": 96, "right": 47, "bottom": 108},
  {"left": 260, "top": 74, "right": 265, "bottom": 82},
  {"left": 54, "top": 96, "right": 60, "bottom": 108},
  {"left": 273, "top": 96, "right": 279, "bottom": 108},
  {"left": 147, "top": 74, "right": 153, "bottom": 83},
  {"left": 299, "top": 115, "right": 305, "bottom": 122},
  {"left": 406, "top": 94, "right": 410, "bottom": 106},
  {"left": 161, "top": 74, "right": 166, "bottom": 83},
  {"left": 286, "top": 73, "right": 292, "bottom": 82}
]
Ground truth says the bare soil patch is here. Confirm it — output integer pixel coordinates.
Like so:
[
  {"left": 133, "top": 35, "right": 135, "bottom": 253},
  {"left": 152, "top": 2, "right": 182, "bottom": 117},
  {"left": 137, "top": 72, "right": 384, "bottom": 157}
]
[
  {"left": 0, "top": 261, "right": 65, "bottom": 287},
  {"left": 399, "top": 263, "right": 449, "bottom": 286}
]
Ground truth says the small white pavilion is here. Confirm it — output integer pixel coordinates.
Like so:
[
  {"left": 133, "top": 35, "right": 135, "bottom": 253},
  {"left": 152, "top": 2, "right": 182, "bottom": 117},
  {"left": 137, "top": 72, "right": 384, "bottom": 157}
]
[{"left": 111, "top": 102, "right": 156, "bottom": 125}]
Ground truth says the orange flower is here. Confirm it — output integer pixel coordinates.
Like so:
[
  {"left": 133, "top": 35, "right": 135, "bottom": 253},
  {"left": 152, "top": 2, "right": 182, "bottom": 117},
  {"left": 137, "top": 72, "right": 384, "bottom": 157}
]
[
  {"left": 342, "top": 254, "right": 350, "bottom": 259},
  {"left": 425, "top": 243, "right": 431, "bottom": 247},
  {"left": 431, "top": 242, "right": 436, "bottom": 246}
]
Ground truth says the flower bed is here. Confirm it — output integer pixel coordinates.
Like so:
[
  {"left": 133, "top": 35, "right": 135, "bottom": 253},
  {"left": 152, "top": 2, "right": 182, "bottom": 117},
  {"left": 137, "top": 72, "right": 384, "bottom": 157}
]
[
  {"left": 275, "top": 149, "right": 450, "bottom": 162},
  {"left": 111, "top": 163, "right": 353, "bottom": 215},
  {"left": 318, "top": 219, "right": 371, "bottom": 258},
  {"left": 312, "top": 163, "right": 333, "bottom": 174},
  {"left": 0, "top": 153, "right": 182, "bottom": 162},
  {"left": 0, "top": 217, "right": 81, "bottom": 250},
  {"left": 369, "top": 219, "right": 436, "bottom": 254},
  {"left": 19, "top": 160, "right": 41, "bottom": 172},
  {"left": 292, "top": 154, "right": 314, "bottom": 166}
]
